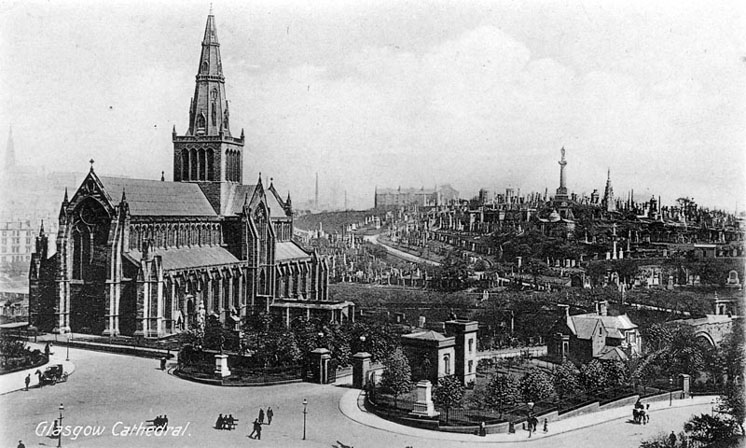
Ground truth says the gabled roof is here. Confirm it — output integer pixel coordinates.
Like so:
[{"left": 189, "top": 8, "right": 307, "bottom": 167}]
[
  {"left": 402, "top": 330, "right": 451, "bottom": 341},
  {"left": 100, "top": 177, "right": 216, "bottom": 217},
  {"left": 224, "top": 184, "right": 256, "bottom": 216},
  {"left": 265, "top": 186, "right": 288, "bottom": 218},
  {"left": 275, "top": 241, "right": 312, "bottom": 262},
  {"left": 129, "top": 245, "right": 239, "bottom": 271},
  {"left": 570, "top": 316, "right": 602, "bottom": 340},
  {"left": 569, "top": 313, "right": 637, "bottom": 340}
]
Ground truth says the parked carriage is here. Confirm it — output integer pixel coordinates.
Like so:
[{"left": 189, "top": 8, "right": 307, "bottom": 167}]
[{"left": 37, "top": 364, "right": 68, "bottom": 385}]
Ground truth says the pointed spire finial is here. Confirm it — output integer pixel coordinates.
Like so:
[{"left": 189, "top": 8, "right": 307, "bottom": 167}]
[
  {"left": 89, "top": 158, "right": 95, "bottom": 172},
  {"left": 270, "top": 177, "right": 274, "bottom": 187},
  {"left": 39, "top": 220, "right": 45, "bottom": 235},
  {"left": 63, "top": 188, "right": 69, "bottom": 203},
  {"left": 258, "top": 172, "right": 262, "bottom": 184},
  {"left": 121, "top": 187, "right": 127, "bottom": 202},
  {"left": 161, "top": 171, "right": 165, "bottom": 182}
]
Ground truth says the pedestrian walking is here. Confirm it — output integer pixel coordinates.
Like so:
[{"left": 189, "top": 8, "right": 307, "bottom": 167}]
[
  {"left": 646, "top": 404, "right": 651, "bottom": 424},
  {"left": 669, "top": 431, "right": 677, "bottom": 447},
  {"left": 258, "top": 408, "right": 265, "bottom": 424},
  {"left": 249, "top": 419, "right": 262, "bottom": 439},
  {"left": 24, "top": 374, "right": 30, "bottom": 391},
  {"left": 267, "top": 407, "right": 273, "bottom": 425},
  {"left": 17, "top": 440, "right": 25, "bottom": 448},
  {"left": 215, "top": 414, "right": 224, "bottom": 430},
  {"left": 543, "top": 418, "right": 548, "bottom": 433},
  {"left": 44, "top": 342, "right": 50, "bottom": 358}
]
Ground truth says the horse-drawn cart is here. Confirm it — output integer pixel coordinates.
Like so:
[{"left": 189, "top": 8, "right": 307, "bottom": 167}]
[{"left": 37, "top": 364, "right": 68, "bottom": 385}]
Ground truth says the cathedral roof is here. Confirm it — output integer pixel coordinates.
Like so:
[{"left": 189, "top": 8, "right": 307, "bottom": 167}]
[
  {"left": 129, "top": 245, "right": 239, "bottom": 270},
  {"left": 275, "top": 241, "right": 312, "bottom": 262},
  {"left": 224, "top": 184, "right": 257, "bottom": 216},
  {"left": 100, "top": 177, "right": 217, "bottom": 217}
]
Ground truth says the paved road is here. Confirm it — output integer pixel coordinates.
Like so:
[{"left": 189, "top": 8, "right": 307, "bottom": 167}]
[
  {"left": 364, "top": 234, "right": 441, "bottom": 266},
  {"left": 0, "top": 348, "right": 712, "bottom": 448}
]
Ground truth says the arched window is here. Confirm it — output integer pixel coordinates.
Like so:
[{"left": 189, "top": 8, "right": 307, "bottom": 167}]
[
  {"left": 190, "top": 149, "right": 198, "bottom": 180},
  {"left": 201, "top": 61, "right": 209, "bottom": 73},
  {"left": 199, "top": 149, "right": 206, "bottom": 180},
  {"left": 444, "top": 354, "right": 451, "bottom": 375},
  {"left": 259, "top": 270, "right": 266, "bottom": 296},
  {"left": 207, "top": 149, "right": 214, "bottom": 180},
  {"left": 181, "top": 149, "right": 189, "bottom": 180},
  {"left": 196, "top": 113, "right": 206, "bottom": 132}
]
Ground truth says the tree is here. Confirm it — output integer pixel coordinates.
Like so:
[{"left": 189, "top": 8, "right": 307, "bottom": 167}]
[
  {"left": 380, "top": 347, "right": 413, "bottom": 406},
  {"left": 553, "top": 361, "right": 580, "bottom": 400},
  {"left": 601, "top": 360, "right": 629, "bottom": 388},
  {"left": 684, "top": 414, "right": 739, "bottom": 445},
  {"left": 520, "top": 368, "right": 555, "bottom": 402},
  {"left": 433, "top": 375, "right": 465, "bottom": 424},
  {"left": 484, "top": 373, "right": 520, "bottom": 417},
  {"left": 579, "top": 359, "right": 608, "bottom": 394}
]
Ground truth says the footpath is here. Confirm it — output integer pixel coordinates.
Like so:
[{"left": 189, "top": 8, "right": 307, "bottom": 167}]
[
  {"left": 0, "top": 342, "right": 76, "bottom": 395},
  {"left": 338, "top": 388, "right": 717, "bottom": 443}
]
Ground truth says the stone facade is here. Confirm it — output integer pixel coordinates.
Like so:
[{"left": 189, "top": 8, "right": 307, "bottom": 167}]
[{"left": 28, "top": 12, "right": 353, "bottom": 337}]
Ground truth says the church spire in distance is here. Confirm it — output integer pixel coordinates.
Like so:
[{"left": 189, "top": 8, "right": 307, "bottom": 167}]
[{"left": 187, "top": 9, "right": 231, "bottom": 137}]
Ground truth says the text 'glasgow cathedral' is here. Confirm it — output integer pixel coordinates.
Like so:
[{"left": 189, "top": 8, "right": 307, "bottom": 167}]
[{"left": 29, "top": 13, "right": 354, "bottom": 337}]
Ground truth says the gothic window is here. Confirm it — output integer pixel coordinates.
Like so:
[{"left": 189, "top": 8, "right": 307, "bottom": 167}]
[
  {"left": 207, "top": 149, "right": 214, "bottom": 180},
  {"left": 190, "top": 149, "right": 197, "bottom": 180},
  {"left": 181, "top": 149, "right": 189, "bottom": 180},
  {"left": 196, "top": 113, "right": 206, "bottom": 132},
  {"left": 199, "top": 149, "right": 206, "bottom": 180},
  {"left": 201, "top": 62, "right": 209, "bottom": 73},
  {"left": 211, "top": 102, "right": 216, "bottom": 127},
  {"left": 259, "top": 270, "right": 266, "bottom": 296}
]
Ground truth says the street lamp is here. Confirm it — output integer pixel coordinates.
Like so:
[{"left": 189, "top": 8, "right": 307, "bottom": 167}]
[
  {"left": 669, "top": 378, "right": 673, "bottom": 406},
  {"left": 302, "top": 398, "right": 308, "bottom": 441},
  {"left": 66, "top": 336, "right": 70, "bottom": 362},
  {"left": 57, "top": 403, "right": 64, "bottom": 448}
]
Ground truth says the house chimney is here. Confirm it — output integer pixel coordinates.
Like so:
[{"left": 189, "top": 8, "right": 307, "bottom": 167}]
[
  {"left": 598, "top": 300, "right": 608, "bottom": 316},
  {"left": 558, "top": 304, "right": 570, "bottom": 320}
]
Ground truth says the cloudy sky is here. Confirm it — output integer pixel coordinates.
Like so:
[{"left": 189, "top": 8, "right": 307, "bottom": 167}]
[{"left": 1, "top": 0, "right": 744, "bottom": 211}]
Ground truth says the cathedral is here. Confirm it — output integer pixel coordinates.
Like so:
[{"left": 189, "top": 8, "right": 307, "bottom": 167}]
[{"left": 29, "top": 12, "right": 354, "bottom": 337}]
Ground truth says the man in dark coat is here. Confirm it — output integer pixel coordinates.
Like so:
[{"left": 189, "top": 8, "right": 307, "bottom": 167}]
[
  {"left": 258, "top": 408, "right": 265, "bottom": 424},
  {"left": 249, "top": 419, "right": 262, "bottom": 439},
  {"left": 267, "top": 407, "right": 273, "bottom": 425},
  {"left": 24, "top": 374, "right": 30, "bottom": 391}
]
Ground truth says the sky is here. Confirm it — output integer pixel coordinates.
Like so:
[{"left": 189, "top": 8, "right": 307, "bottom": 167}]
[{"left": 1, "top": 0, "right": 745, "bottom": 211}]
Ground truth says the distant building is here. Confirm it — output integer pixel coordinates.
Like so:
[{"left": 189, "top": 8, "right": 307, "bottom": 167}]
[
  {"left": 374, "top": 184, "right": 459, "bottom": 209},
  {"left": 549, "top": 301, "right": 641, "bottom": 363},
  {"left": 0, "top": 220, "right": 36, "bottom": 266}
]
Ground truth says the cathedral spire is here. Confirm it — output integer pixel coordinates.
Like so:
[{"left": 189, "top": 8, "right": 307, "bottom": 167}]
[
  {"left": 187, "top": 10, "right": 230, "bottom": 137},
  {"left": 5, "top": 126, "right": 15, "bottom": 169}
]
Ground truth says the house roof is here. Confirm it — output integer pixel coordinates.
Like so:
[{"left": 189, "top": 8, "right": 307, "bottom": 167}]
[
  {"left": 129, "top": 245, "right": 239, "bottom": 271},
  {"left": 569, "top": 313, "right": 637, "bottom": 340},
  {"left": 100, "top": 177, "right": 216, "bottom": 217},
  {"left": 598, "top": 346, "right": 629, "bottom": 362},
  {"left": 402, "top": 330, "right": 450, "bottom": 341},
  {"left": 570, "top": 317, "right": 601, "bottom": 340},
  {"left": 275, "top": 241, "right": 312, "bottom": 262}
]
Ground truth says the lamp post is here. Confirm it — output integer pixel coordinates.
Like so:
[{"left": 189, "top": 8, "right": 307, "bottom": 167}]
[
  {"left": 57, "top": 403, "right": 64, "bottom": 448},
  {"left": 66, "top": 337, "right": 70, "bottom": 362},
  {"left": 669, "top": 378, "right": 673, "bottom": 406},
  {"left": 302, "top": 398, "right": 308, "bottom": 441}
]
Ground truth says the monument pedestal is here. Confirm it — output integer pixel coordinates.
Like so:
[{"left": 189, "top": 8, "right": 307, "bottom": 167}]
[
  {"left": 214, "top": 354, "right": 231, "bottom": 378},
  {"left": 410, "top": 380, "right": 439, "bottom": 418}
]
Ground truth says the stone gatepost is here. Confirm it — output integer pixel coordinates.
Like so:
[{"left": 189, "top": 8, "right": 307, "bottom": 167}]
[
  {"left": 410, "top": 380, "right": 439, "bottom": 418},
  {"left": 352, "top": 352, "right": 372, "bottom": 389},
  {"left": 679, "top": 373, "right": 691, "bottom": 398},
  {"left": 309, "top": 348, "right": 332, "bottom": 384},
  {"left": 214, "top": 353, "right": 231, "bottom": 378}
]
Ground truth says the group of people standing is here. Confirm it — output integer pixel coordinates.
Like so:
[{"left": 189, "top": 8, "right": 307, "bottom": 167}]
[{"left": 214, "top": 407, "right": 273, "bottom": 440}]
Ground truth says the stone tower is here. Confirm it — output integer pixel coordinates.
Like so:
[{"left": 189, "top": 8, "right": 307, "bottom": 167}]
[
  {"left": 603, "top": 168, "right": 615, "bottom": 212},
  {"left": 172, "top": 11, "right": 246, "bottom": 214}
]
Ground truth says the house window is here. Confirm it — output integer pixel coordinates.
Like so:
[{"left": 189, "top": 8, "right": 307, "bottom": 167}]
[
  {"left": 468, "top": 360, "right": 473, "bottom": 373},
  {"left": 468, "top": 338, "right": 474, "bottom": 353},
  {"left": 443, "top": 354, "right": 451, "bottom": 375}
]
